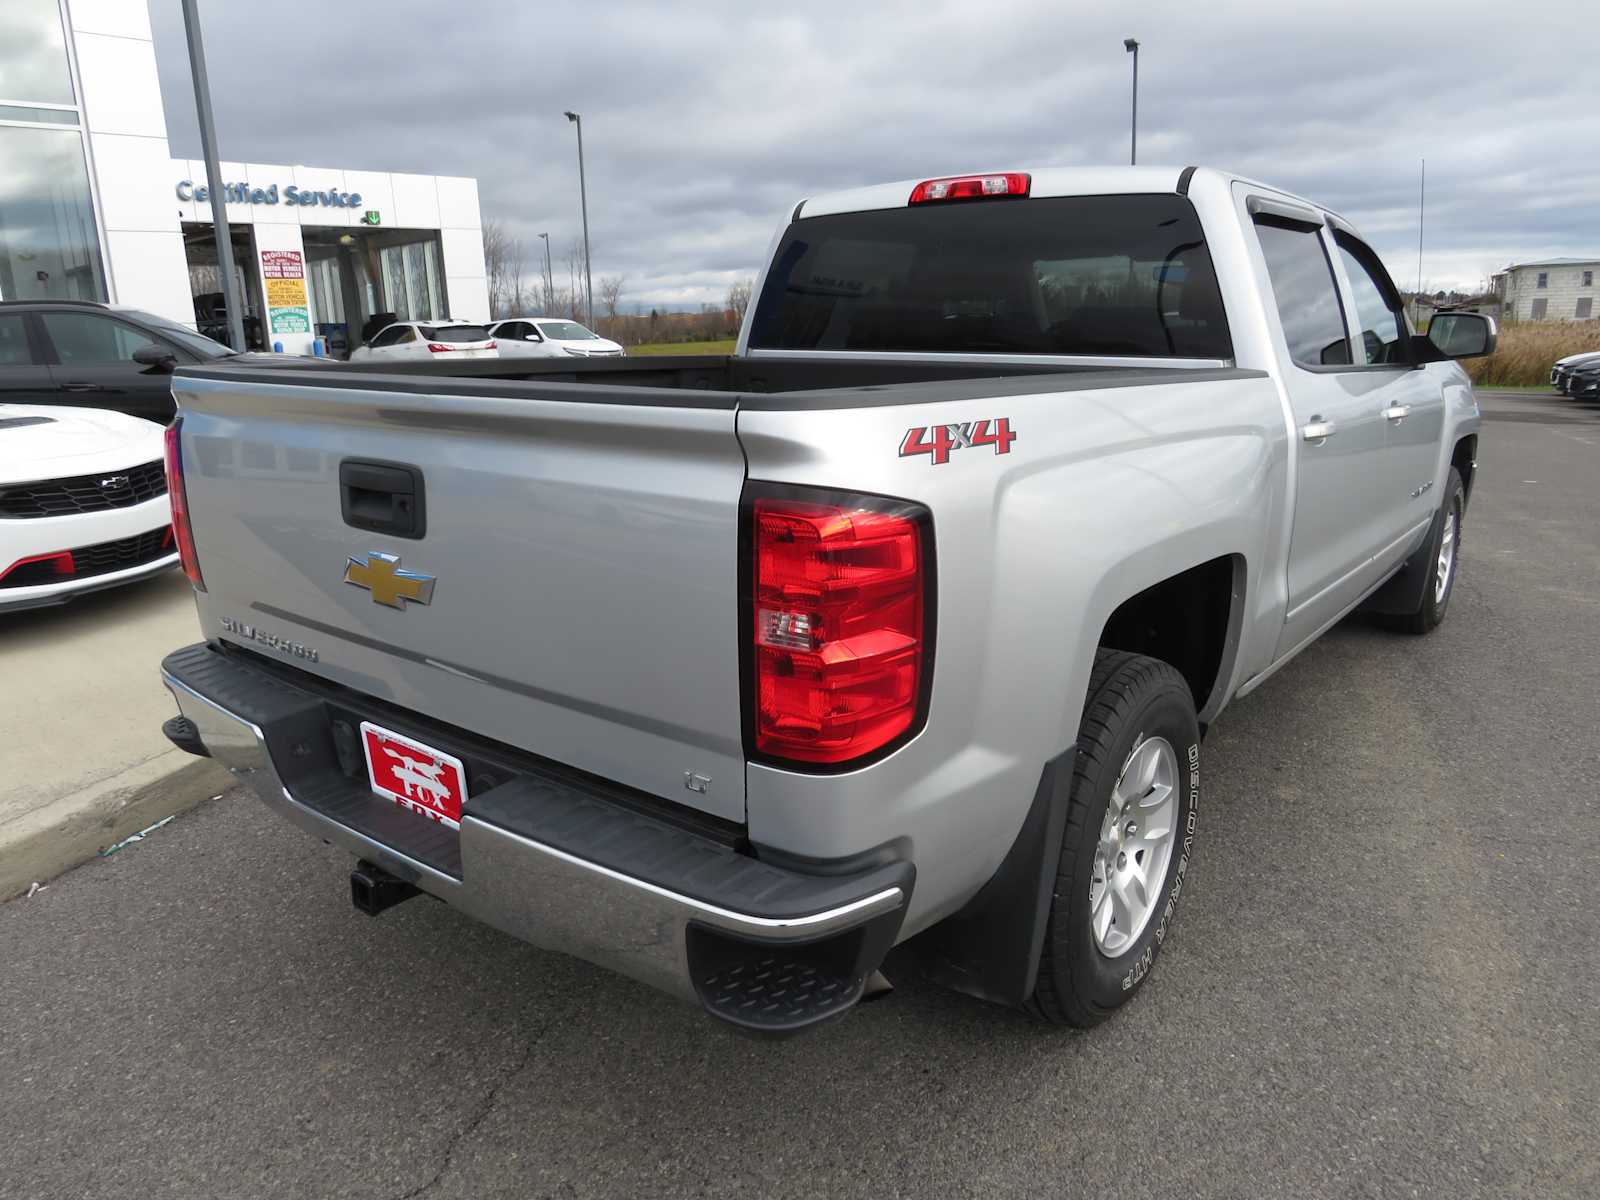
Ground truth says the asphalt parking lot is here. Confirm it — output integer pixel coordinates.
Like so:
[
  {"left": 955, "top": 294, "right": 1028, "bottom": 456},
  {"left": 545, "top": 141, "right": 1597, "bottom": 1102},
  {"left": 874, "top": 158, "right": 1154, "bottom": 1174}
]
[{"left": 3, "top": 388, "right": 1596, "bottom": 1200}]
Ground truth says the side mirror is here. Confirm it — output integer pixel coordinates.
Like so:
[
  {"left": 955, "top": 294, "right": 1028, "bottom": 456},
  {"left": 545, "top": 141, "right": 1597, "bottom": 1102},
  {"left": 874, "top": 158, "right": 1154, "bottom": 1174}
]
[
  {"left": 526, "top": 332, "right": 542, "bottom": 342},
  {"left": 1419, "top": 312, "right": 1497, "bottom": 361},
  {"left": 132, "top": 345, "right": 178, "bottom": 372}
]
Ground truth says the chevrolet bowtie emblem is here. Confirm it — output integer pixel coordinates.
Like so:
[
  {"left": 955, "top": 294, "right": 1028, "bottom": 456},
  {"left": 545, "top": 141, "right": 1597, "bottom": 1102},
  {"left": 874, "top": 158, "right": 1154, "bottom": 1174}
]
[{"left": 344, "top": 551, "right": 436, "bottom": 609}]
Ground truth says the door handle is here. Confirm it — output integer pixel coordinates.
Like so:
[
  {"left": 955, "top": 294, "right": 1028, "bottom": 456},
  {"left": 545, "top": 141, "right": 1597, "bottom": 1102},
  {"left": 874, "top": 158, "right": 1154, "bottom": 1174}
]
[
  {"left": 340, "top": 459, "right": 426, "bottom": 539},
  {"left": 1301, "top": 418, "right": 1336, "bottom": 442},
  {"left": 59, "top": 381, "right": 105, "bottom": 393},
  {"left": 1382, "top": 404, "right": 1411, "bottom": 421}
]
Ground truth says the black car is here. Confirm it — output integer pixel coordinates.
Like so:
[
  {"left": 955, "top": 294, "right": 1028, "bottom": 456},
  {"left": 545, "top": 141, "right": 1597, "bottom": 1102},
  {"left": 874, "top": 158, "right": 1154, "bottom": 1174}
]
[
  {"left": 1567, "top": 361, "right": 1600, "bottom": 399},
  {"left": 0, "top": 299, "right": 238, "bottom": 423}
]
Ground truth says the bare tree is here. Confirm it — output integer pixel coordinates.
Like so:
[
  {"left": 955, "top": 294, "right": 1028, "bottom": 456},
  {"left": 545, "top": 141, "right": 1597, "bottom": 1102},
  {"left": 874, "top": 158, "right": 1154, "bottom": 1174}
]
[
  {"left": 563, "top": 240, "right": 587, "bottom": 321},
  {"left": 505, "top": 237, "right": 527, "bottom": 316},
  {"left": 598, "top": 275, "right": 625, "bottom": 321},
  {"left": 482, "top": 218, "right": 512, "bottom": 316},
  {"left": 727, "top": 277, "right": 754, "bottom": 328},
  {"left": 480, "top": 218, "right": 537, "bottom": 317}
]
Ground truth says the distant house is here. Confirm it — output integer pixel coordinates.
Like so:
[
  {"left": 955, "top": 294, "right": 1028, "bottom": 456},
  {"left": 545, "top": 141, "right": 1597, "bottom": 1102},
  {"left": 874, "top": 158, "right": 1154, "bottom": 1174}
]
[{"left": 1492, "top": 258, "right": 1600, "bottom": 322}]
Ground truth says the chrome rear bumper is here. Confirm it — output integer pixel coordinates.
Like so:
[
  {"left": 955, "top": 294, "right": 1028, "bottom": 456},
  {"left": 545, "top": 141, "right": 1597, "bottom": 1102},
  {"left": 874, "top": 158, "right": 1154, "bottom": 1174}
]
[{"left": 161, "top": 643, "right": 910, "bottom": 1032}]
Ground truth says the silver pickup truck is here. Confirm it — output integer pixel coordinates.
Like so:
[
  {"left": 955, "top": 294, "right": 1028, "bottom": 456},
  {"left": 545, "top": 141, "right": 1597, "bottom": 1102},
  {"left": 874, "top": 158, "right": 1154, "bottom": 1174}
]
[{"left": 158, "top": 166, "right": 1492, "bottom": 1035}]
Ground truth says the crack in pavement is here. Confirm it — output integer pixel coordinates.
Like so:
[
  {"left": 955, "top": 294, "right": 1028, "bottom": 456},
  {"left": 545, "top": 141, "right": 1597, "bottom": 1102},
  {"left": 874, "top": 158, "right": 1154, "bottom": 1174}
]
[{"left": 386, "top": 1017, "right": 553, "bottom": 1200}]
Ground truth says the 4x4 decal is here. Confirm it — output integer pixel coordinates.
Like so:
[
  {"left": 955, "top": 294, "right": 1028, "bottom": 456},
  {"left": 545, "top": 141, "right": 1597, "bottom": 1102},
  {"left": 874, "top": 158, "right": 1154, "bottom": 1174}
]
[{"left": 899, "top": 418, "right": 1016, "bottom": 465}]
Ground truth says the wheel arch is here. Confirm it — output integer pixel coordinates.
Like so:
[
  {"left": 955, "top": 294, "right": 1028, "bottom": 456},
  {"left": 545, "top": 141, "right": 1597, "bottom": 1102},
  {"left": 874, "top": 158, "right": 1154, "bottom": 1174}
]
[
  {"left": 1094, "top": 552, "right": 1248, "bottom": 724},
  {"left": 1452, "top": 433, "right": 1478, "bottom": 506}
]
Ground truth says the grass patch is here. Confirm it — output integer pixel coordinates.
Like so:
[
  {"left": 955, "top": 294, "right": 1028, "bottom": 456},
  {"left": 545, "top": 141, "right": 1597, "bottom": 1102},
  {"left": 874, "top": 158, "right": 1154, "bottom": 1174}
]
[
  {"left": 1465, "top": 321, "right": 1600, "bottom": 387},
  {"left": 627, "top": 339, "right": 737, "bottom": 357}
]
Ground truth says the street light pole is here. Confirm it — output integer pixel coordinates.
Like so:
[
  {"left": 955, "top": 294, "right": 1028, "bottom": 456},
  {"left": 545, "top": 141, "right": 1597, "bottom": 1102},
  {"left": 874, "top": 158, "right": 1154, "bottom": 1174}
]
[
  {"left": 537, "top": 231, "right": 554, "bottom": 313},
  {"left": 563, "top": 111, "right": 594, "bottom": 328},
  {"left": 180, "top": 0, "right": 246, "bottom": 352},
  {"left": 1123, "top": 38, "right": 1140, "bottom": 166}
]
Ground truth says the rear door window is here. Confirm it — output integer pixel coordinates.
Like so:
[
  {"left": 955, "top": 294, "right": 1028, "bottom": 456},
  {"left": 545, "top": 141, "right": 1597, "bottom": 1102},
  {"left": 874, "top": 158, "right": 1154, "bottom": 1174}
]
[
  {"left": 1253, "top": 219, "right": 1351, "bottom": 368},
  {"left": 40, "top": 311, "right": 163, "bottom": 365},
  {"left": 747, "top": 195, "right": 1232, "bottom": 360}
]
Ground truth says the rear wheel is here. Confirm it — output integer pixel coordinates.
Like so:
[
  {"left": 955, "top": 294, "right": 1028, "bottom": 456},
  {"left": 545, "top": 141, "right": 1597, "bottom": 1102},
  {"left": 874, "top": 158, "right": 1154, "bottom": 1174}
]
[
  {"left": 1392, "top": 466, "right": 1465, "bottom": 635},
  {"left": 1029, "top": 649, "right": 1199, "bottom": 1027}
]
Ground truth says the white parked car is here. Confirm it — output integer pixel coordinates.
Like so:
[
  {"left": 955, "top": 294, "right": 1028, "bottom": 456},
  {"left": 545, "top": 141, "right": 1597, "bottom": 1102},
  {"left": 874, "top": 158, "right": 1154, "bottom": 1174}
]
[
  {"left": 483, "top": 318, "right": 565, "bottom": 358},
  {"left": 0, "top": 404, "right": 178, "bottom": 612},
  {"left": 348, "top": 321, "right": 498, "bottom": 363},
  {"left": 488, "top": 317, "right": 624, "bottom": 358}
]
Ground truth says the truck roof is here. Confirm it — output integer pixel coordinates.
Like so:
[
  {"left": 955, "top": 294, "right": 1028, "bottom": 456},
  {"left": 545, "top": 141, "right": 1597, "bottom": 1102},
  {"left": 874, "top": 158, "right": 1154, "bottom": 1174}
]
[{"left": 795, "top": 165, "right": 1344, "bottom": 225}]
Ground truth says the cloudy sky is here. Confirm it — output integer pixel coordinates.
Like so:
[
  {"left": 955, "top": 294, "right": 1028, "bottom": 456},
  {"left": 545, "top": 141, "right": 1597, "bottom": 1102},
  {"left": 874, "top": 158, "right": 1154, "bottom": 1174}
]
[{"left": 149, "top": 0, "right": 1597, "bottom": 310}]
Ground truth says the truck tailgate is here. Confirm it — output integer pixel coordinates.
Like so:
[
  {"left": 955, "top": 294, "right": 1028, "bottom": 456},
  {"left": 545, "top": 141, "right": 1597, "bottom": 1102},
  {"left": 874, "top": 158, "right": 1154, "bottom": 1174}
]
[{"left": 171, "top": 368, "right": 747, "bottom": 822}]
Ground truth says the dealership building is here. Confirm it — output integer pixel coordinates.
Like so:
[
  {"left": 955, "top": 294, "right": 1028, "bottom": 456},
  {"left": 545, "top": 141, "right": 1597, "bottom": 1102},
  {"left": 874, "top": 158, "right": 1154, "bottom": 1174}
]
[{"left": 1, "top": 0, "right": 490, "bottom": 355}]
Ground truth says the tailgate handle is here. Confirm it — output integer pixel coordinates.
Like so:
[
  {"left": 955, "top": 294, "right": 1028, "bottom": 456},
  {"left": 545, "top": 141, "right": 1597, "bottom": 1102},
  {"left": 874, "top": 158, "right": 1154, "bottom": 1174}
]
[{"left": 340, "top": 459, "right": 426, "bottom": 539}]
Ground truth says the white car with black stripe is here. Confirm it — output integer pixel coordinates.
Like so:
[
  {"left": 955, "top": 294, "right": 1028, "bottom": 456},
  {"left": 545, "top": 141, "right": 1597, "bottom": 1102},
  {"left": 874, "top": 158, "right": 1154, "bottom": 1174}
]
[{"left": 0, "top": 405, "right": 177, "bottom": 612}]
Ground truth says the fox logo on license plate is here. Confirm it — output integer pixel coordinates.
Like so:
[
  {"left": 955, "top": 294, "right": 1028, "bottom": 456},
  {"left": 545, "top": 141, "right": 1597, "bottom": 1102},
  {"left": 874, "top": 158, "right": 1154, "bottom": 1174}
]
[{"left": 360, "top": 722, "right": 467, "bottom": 829}]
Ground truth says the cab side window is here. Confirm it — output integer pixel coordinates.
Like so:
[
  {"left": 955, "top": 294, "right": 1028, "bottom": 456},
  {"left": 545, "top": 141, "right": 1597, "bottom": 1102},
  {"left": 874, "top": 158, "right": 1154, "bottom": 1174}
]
[
  {"left": 369, "top": 326, "right": 402, "bottom": 348},
  {"left": 1335, "top": 237, "right": 1408, "bottom": 365},
  {"left": 1253, "top": 218, "right": 1351, "bottom": 368}
]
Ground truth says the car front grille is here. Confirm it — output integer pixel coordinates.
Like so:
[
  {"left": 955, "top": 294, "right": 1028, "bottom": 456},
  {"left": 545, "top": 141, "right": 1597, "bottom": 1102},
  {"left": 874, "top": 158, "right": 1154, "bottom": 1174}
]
[
  {"left": 72, "top": 526, "right": 174, "bottom": 576},
  {"left": 0, "top": 459, "right": 167, "bottom": 519}
]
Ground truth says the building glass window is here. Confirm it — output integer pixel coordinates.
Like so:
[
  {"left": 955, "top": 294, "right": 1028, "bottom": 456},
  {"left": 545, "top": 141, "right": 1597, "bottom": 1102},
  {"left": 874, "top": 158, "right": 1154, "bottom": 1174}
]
[
  {"left": 0, "top": 124, "right": 108, "bottom": 302},
  {"left": 425, "top": 240, "right": 445, "bottom": 319},
  {"left": 1531, "top": 298, "right": 1548, "bottom": 320},
  {"left": 1584, "top": 271, "right": 1594, "bottom": 288},
  {"left": 381, "top": 244, "right": 410, "bottom": 318},
  {"left": 0, "top": 0, "right": 76, "bottom": 106},
  {"left": 307, "top": 254, "right": 345, "bottom": 324},
  {"left": 377, "top": 237, "right": 446, "bottom": 321},
  {"left": 1536, "top": 272, "right": 1548, "bottom": 288},
  {"left": 405, "top": 242, "right": 431, "bottom": 320},
  {"left": 0, "top": 102, "right": 76, "bottom": 124},
  {"left": 1577, "top": 298, "right": 1593, "bottom": 320}
]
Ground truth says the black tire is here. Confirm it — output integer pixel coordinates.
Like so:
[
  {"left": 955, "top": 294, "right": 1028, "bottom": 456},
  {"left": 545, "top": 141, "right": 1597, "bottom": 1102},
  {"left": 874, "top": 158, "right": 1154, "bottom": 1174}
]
[
  {"left": 1029, "top": 649, "right": 1200, "bottom": 1027},
  {"left": 1393, "top": 466, "right": 1465, "bottom": 635}
]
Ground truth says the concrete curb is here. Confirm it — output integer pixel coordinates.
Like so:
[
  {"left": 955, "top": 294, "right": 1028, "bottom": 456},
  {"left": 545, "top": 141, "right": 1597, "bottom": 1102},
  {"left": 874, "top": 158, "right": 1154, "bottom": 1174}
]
[{"left": 0, "top": 749, "right": 233, "bottom": 900}]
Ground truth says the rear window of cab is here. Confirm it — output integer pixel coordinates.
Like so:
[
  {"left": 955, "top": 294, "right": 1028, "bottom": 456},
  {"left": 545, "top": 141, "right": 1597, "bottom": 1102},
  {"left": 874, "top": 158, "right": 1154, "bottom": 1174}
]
[{"left": 747, "top": 194, "right": 1232, "bottom": 360}]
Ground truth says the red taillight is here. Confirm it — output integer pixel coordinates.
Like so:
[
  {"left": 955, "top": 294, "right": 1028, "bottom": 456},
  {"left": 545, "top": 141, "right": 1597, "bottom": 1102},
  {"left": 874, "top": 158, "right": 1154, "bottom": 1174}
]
[
  {"left": 486, "top": 340, "right": 497, "bottom": 350},
  {"left": 426, "top": 342, "right": 454, "bottom": 353},
  {"left": 750, "top": 492, "right": 931, "bottom": 766},
  {"left": 908, "top": 172, "right": 1030, "bottom": 205},
  {"left": 162, "top": 419, "right": 205, "bottom": 592}
]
